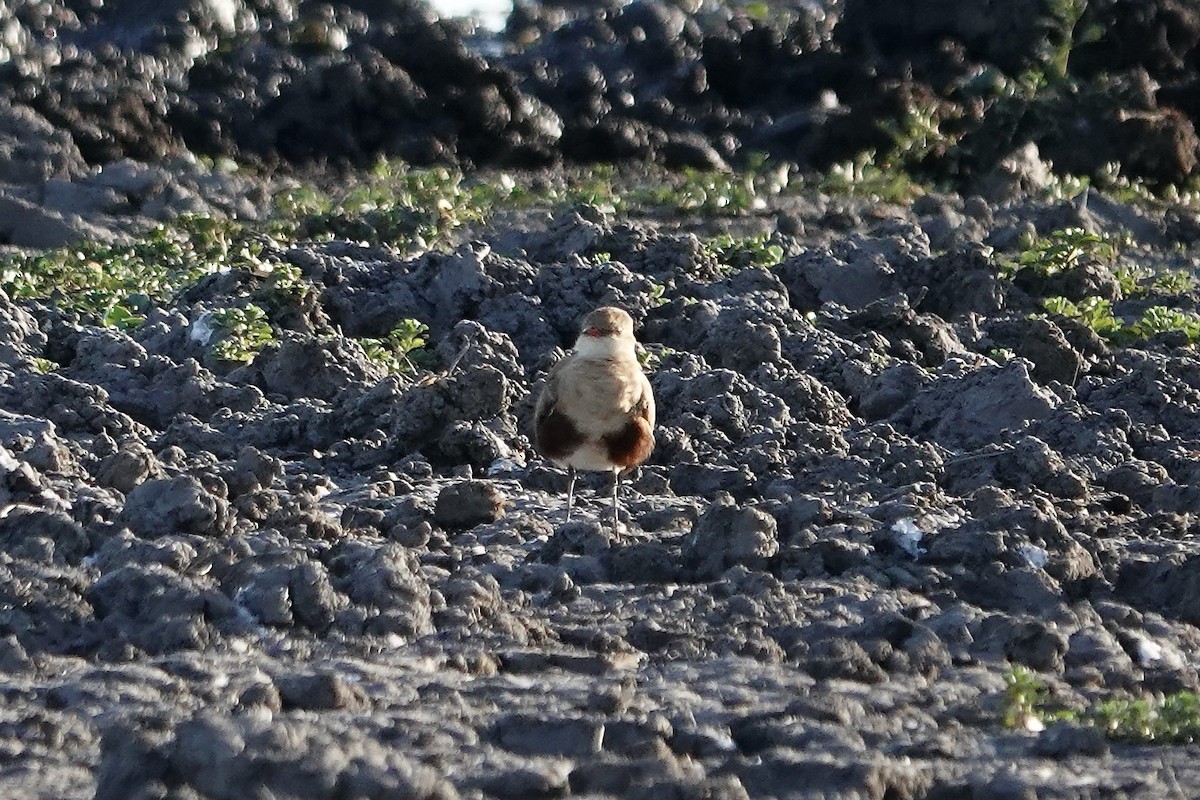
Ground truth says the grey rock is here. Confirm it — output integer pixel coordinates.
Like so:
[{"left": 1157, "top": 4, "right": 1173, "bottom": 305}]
[
  {"left": 684, "top": 503, "right": 779, "bottom": 579},
  {"left": 0, "top": 99, "right": 87, "bottom": 183},
  {"left": 0, "top": 505, "right": 89, "bottom": 564},
  {"left": 122, "top": 475, "right": 232, "bottom": 538},
  {"left": 494, "top": 714, "right": 604, "bottom": 757},
  {"left": 434, "top": 480, "right": 506, "bottom": 529},
  {"left": 276, "top": 672, "right": 369, "bottom": 711},
  {"left": 0, "top": 190, "right": 114, "bottom": 248},
  {"left": 1032, "top": 721, "right": 1110, "bottom": 758},
  {"left": 907, "top": 360, "right": 1059, "bottom": 449},
  {"left": 96, "top": 441, "right": 162, "bottom": 493}
]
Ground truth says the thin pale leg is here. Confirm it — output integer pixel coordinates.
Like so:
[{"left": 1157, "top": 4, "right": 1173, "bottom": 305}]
[
  {"left": 611, "top": 468, "right": 620, "bottom": 535},
  {"left": 565, "top": 466, "right": 577, "bottom": 522}
]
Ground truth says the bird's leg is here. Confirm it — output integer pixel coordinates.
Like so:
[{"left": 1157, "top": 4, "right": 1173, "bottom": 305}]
[
  {"left": 565, "top": 466, "right": 576, "bottom": 523},
  {"left": 611, "top": 468, "right": 621, "bottom": 536}
]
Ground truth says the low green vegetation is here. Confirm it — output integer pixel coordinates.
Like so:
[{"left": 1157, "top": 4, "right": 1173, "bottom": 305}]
[
  {"left": 701, "top": 231, "right": 785, "bottom": 271},
  {"left": 561, "top": 165, "right": 625, "bottom": 212},
  {"left": 0, "top": 215, "right": 272, "bottom": 325},
  {"left": 210, "top": 304, "right": 275, "bottom": 363},
  {"left": 1008, "top": 227, "right": 1121, "bottom": 278},
  {"left": 1130, "top": 306, "right": 1200, "bottom": 342},
  {"left": 816, "top": 153, "right": 925, "bottom": 204},
  {"left": 1093, "top": 692, "right": 1200, "bottom": 744},
  {"left": 255, "top": 262, "right": 316, "bottom": 310},
  {"left": 1149, "top": 269, "right": 1196, "bottom": 297},
  {"left": 1003, "top": 665, "right": 1072, "bottom": 730},
  {"left": 646, "top": 280, "right": 669, "bottom": 308},
  {"left": 1041, "top": 296, "right": 1121, "bottom": 338},
  {"left": 1003, "top": 665, "right": 1200, "bottom": 744},
  {"left": 636, "top": 342, "right": 676, "bottom": 371},
  {"left": 358, "top": 318, "right": 431, "bottom": 374},
  {"left": 1114, "top": 264, "right": 1153, "bottom": 298},
  {"left": 1042, "top": 296, "right": 1200, "bottom": 345},
  {"left": 630, "top": 154, "right": 791, "bottom": 214},
  {"left": 1040, "top": 0, "right": 1101, "bottom": 83},
  {"left": 275, "top": 163, "right": 513, "bottom": 250},
  {"left": 0, "top": 161, "right": 796, "bottom": 370}
]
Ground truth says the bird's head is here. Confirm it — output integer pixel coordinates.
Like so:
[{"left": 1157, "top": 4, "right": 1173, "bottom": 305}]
[{"left": 574, "top": 306, "right": 636, "bottom": 358}]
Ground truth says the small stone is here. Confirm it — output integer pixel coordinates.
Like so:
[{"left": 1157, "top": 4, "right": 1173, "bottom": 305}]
[
  {"left": 276, "top": 672, "right": 369, "bottom": 711},
  {"left": 1031, "top": 722, "right": 1109, "bottom": 758},
  {"left": 235, "top": 682, "right": 282, "bottom": 715},
  {"left": 122, "top": 476, "right": 231, "bottom": 538},
  {"left": 96, "top": 442, "right": 160, "bottom": 494},
  {"left": 684, "top": 503, "right": 779, "bottom": 579},
  {"left": 480, "top": 762, "right": 571, "bottom": 800},
  {"left": 493, "top": 714, "right": 603, "bottom": 757},
  {"left": 433, "top": 480, "right": 506, "bottom": 529}
]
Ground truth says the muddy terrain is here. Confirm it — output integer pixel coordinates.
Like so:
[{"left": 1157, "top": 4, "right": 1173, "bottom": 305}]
[{"left": 4, "top": 1, "right": 1200, "bottom": 799}]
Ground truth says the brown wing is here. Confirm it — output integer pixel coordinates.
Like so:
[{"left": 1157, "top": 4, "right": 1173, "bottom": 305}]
[
  {"left": 534, "top": 361, "right": 585, "bottom": 460},
  {"left": 603, "top": 382, "right": 655, "bottom": 469}
]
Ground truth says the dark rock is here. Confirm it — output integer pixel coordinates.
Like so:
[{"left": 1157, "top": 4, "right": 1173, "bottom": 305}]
[
  {"left": 0, "top": 191, "right": 113, "bottom": 248},
  {"left": 433, "top": 480, "right": 506, "bottom": 529},
  {"left": 739, "top": 750, "right": 930, "bottom": 800},
  {"left": 85, "top": 563, "right": 239, "bottom": 655},
  {"left": 239, "top": 332, "right": 382, "bottom": 402},
  {"left": 493, "top": 714, "right": 604, "bottom": 757},
  {"left": 1032, "top": 722, "right": 1109, "bottom": 758},
  {"left": 122, "top": 475, "right": 232, "bottom": 538},
  {"left": 0, "top": 506, "right": 89, "bottom": 564},
  {"left": 906, "top": 360, "right": 1059, "bottom": 450},
  {"left": 0, "top": 98, "right": 87, "bottom": 182},
  {"left": 479, "top": 763, "right": 571, "bottom": 800},
  {"left": 96, "top": 442, "right": 162, "bottom": 494},
  {"left": 683, "top": 503, "right": 778, "bottom": 580},
  {"left": 276, "top": 672, "right": 369, "bottom": 711}
]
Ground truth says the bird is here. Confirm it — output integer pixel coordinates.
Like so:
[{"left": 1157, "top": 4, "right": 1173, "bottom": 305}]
[{"left": 534, "top": 306, "right": 655, "bottom": 534}]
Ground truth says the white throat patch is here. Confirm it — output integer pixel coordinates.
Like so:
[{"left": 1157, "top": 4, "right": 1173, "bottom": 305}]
[{"left": 574, "top": 334, "right": 633, "bottom": 360}]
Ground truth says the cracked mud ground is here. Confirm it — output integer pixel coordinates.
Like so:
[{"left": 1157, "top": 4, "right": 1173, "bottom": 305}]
[{"left": 5, "top": 175, "right": 1200, "bottom": 799}]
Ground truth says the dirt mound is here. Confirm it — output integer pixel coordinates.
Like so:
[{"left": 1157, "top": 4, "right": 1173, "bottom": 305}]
[{"left": 3, "top": 0, "right": 1200, "bottom": 184}]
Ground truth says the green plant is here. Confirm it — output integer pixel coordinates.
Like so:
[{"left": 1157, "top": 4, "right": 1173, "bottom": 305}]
[
  {"left": 359, "top": 319, "right": 431, "bottom": 374},
  {"left": 273, "top": 185, "right": 331, "bottom": 220},
  {"left": 1040, "top": 0, "right": 1103, "bottom": 82},
  {"left": 256, "top": 261, "right": 314, "bottom": 309},
  {"left": 0, "top": 215, "right": 270, "bottom": 326},
  {"left": 987, "top": 347, "right": 1016, "bottom": 364},
  {"left": 1152, "top": 269, "right": 1196, "bottom": 296},
  {"left": 1131, "top": 306, "right": 1200, "bottom": 342},
  {"left": 1004, "top": 665, "right": 1047, "bottom": 730},
  {"left": 647, "top": 281, "right": 669, "bottom": 308},
  {"left": 637, "top": 343, "right": 676, "bottom": 371},
  {"left": 564, "top": 165, "right": 625, "bottom": 211},
  {"left": 210, "top": 305, "right": 275, "bottom": 363},
  {"left": 701, "top": 232, "right": 785, "bottom": 272},
  {"left": 102, "top": 302, "right": 147, "bottom": 331},
  {"left": 1114, "top": 265, "right": 1154, "bottom": 298},
  {"left": 631, "top": 153, "right": 790, "bottom": 215},
  {"left": 1014, "top": 227, "right": 1119, "bottom": 277},
  {"left": 1041, "top": 295, "right": 1122, "bottom": 338},
  {"left": 817, "top": 152, "right": 924, "bottom": 204},
  {"left": 1002, "top": 666, "right": 1200, "bottom": 744},
  {"left": 1094, "top": 692, "right": 1200, "bottom": 744},
  {"left": 280, "top": 165, "right": 512, "bottom": 252},
  {"left": 880, "top": 102, "right": 959, "bottom": 170}
]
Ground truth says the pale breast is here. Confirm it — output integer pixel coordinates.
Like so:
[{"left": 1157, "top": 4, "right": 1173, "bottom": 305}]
[{"left": 556, "top": 357, "right": 647, "bottom": 438}]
